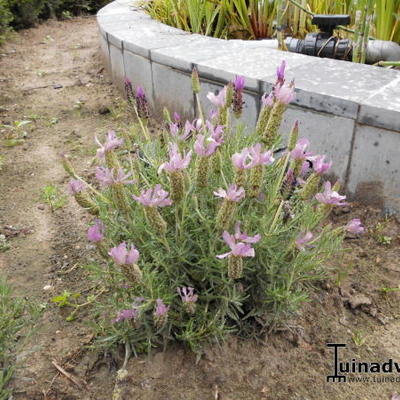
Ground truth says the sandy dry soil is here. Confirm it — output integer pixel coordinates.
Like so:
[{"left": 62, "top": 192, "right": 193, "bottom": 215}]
[{"left": 0, "top": 17, "right": 400, "bottom": 400}]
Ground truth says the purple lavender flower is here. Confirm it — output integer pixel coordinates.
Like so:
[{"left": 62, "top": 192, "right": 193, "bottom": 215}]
[
  {"left": 261, "top": 92, "right": 274, "bottom": 107},
  {"left": 295, "top": 231, "right": 313, "bottom": 251},
  {"left": 132, "top": 184, "right": 172, "bottom": 207},
  {"left": 217, "top": 229, "right": 260, "bottom": 259},
  {"left": 214, "top": 184, "right": 245, "bottom": 202},
  {"left": 154, "top": 298, "right": 169, "bottom": 317},
  {"left": 315, "top": 181, "right": 347, "bottom": 206},
  {"left": 290, "top": 138, "right": 312, "bottom": 161},
  {"left": 108, "top": 242, "right": 139, "bottom": 265},
  {"left": 276, "top": 60, "right": 286, "bottom": 85},
  {"left": 95, "top": 130, "right": 124, "bottom": 159},
  {"left": 170, "top": 120, "right": 196, "bottom": 141},
  {"left": 345, "top": 219, "right": 364, "bottom": 234},
  {"left": 300, "top": 161, "right": 311, "bottom": 176},
  {"left": 112, "top": 308, "right": 138, "bottom": 323},
  {"left": 309, "top": 155, "right": 332, "bottom": 175},
  {"left": 248, "top": 143, "right": 275, "bottom": 166},
  {"left": 233, "top": 75, "right": 245, "bottom": 91},
  {"left": 391, "top": 393, "right": 400, "bottom": 400},
  {"left": 135, "top": 86, "right": 150, "bottom": 119},
  {"left": 232, "top": 144, "right": 274, "bottom": 170},
  {"left": 95, "top": 167, "right": 135, "bottom": 187},
  {"left": 206, "top": 121, "right": 224, "bottom": 145},
  {"left": 177, "top": 287, "right": 198, "bottom": 305},
  {"left": 68, "top": 179, "right": 86, "bottom": 194},
  {"left": 158, "top": 143, "right": 192, "bottom": 173},
  {"left": 194, "top": 134, "right": 221, "bottom": 157},
  {"left": 207, "top": 87, "right": 226, "bottom": 108},
  {"left": 173, "top": 112, "right": 181, "bottom": 123},
  {"left": 169, "top": 122, "right": 179, "bottom": 137},
  {"left": 233, "top": 222, "right": 261, "bottom": 243},
  {"left": 274, "top": 83, "right": 295, "bottom": 104},
  {"left": 136, "top": 86, "right": 145, "bottom": 98},
  {"left": 124, "top": 78, "right": 134, "bottom": 105},
  {"left": 233, "top": 76, "right": 245, "bottom": 117},
  {"left": 232, "top": 148, "right": 252, "bottom": 170},
  {"left": 87, "top": 219, "right": 105, "bottom": 242}
]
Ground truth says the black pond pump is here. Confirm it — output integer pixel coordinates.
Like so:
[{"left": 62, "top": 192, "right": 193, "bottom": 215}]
[
  {"left": 286, "top": 14, "right": 400, "bottom": 63},
  {"left": 286, "top": 14, "right": 352, "bottom": 60}
]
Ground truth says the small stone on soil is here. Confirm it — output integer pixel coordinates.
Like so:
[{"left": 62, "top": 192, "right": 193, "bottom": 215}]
[
  {"left": 98, "top": 106, "right": 110, "bottom": 115},
  {"left": 348, "top": 294, "right": 372, "bottom": 309}
]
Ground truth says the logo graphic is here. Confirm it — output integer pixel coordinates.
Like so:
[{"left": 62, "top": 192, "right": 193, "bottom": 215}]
[
  {"left": 327, "top": 343, "right": 347, "bottom": 382},
  {"left": 326, "top": 343, "right": 400, "bottom": 384}
]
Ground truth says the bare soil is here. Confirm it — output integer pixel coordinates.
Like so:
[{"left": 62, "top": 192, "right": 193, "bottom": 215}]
[{"left": 0, "top": 17, "right": 400, "bottom": 400}]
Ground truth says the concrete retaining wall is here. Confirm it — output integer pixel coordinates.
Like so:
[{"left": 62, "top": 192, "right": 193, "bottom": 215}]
[{"left": 97, "top": 0, "right": 400, "bottom": 213}]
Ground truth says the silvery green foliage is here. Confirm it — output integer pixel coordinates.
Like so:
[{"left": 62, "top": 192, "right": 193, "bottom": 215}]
[{"left": 65, "top": 64, "right": 361, "bottom": 354}]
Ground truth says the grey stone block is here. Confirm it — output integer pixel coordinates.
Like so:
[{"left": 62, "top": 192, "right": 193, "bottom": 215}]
[
  {"left": 358, "top": 76, "right": 400, "bottom": 132},
  {"left": 120, "top": 26, "right": 195, "bottom": 59},
  {"left": 196, "top": 46, "right": 315, "bottom": 92},
  {"left": 150, "top": 36, "right": 226, "bottom": 72},
  {"left": 197, "top": 79, "right": 260, "bottom": 133},
  {"left": 270, "top": 58, "right": 400, "bottom": 120},
  {"left": 123, "top": 51, "right": 154, "bottom": 108},
  {"left": 99, "top": 31, "right": 110, "bottom": 73},
  {"left": 280, "top": 107, "right": 355, "bottom": 182},
  {"left": 97, "top": 1, "right": 128, "bottom": 16},
  {"left": 109, "top": 44, "right": 125, "bottom": 91},
  {"left": 347, "top": 124, "right": 400, "bottom": 212},
  {"left": 151, "top": 62, "right": 195, "bottom": 120}
]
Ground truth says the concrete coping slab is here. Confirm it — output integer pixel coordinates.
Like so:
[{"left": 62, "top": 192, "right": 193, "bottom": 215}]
[{"left": 97, "top": 0, "right": 400, "bottom": 132}]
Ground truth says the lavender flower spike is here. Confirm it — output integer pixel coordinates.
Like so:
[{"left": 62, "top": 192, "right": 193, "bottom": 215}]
[
  {"left": 135, "top": 86, "right": 150, "bottom": 120},
  {"left": 276, "top": 60, "right": 286, "bottom": 85},
  {"left": 249, "top": 143, "right": 275, "bottom": 166},
  {"left": 158, "top": 143, "right": 192, "bottom": 173},
  {"left": 217, "top": 230, "right": 260, "bottom": 259},
  {"left": 153, "top": 298, "right": 170, "bottom": 327},
  {"left": 233, "top": 76, "right": 245, "bottom": 118},
  {"left": 214, "top": 184, "right": 245, "bottom": 202},
  {"left": 87, "top": 219, "right": 105, "bottom": 242},
  {"left": 132, "top": 184, "right": 172, "bottom": 207},
  {"left": 177, "top": 287, "right": 198, "bottom": 314},
  {"left": 95, "top": 130, "right": 124, "bottom": 159},
  {"left": 154, "top": 299, "right": 169, "bottom": 317},
  {"left": 274, "top": 82, "right": 295, "bottom": 105},
  {"left": 95, "top": 167, "right": 135, "bottom": 187},
  {"left": 233, "top": 75, "right": 245, "bottom": 90},
  {"left": 217, "top": 226, "right": 260, "bottom": 279},
  {"left": 309, "top": 154, "right": 332, "bottom": 175},
  {"left": 261, "top": 92, "right": 274, "bottom": 107},
  {"left": 231, "top": 148, "right": 253, "bottom": 170},
  {"left": 345, "top": 219, "right": 364, "bottom": 234},
  {"left": 68, "top": 179, "right": 86, "bottom": 194},
  {"left": 207, "top": 87, "right": 226, "bottom": 108},
  {"left": 233, "top": 222, "right": 261, "bottom": 243},
  {"left": 295, "top": 231, "right": 313, "bottom": 251},
  {"left": 108, "top": 242, "right": 140, "bottom": 265},
  {"left": 290, "top": 138, "right": 312, "bottom": 161},
  {"left": 315, "top": 181, "right": 347, "bottom": 206},
  {"left": 112, "top": 308, "right": 138, "bottom": 324},
  {"left": 68, "top": 179, "right": 99, "bottom": 215},
  {"left": 194, "top": 134, "right": 220, "bottom": 157}
]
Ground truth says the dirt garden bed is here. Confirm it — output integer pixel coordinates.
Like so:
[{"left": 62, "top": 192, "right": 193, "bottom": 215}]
[{"left": 0, "top": 16, "right": 400, "bottom": 400}]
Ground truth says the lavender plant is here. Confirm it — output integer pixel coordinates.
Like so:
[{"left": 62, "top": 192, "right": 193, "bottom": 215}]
[{"left": 64, "top": 61, "right": 363, "bottom": 354}]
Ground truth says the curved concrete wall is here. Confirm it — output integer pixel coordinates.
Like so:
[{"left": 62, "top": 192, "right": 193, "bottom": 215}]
[{"left": 97, "top": 0, "right": 400, "bottom": 212}]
